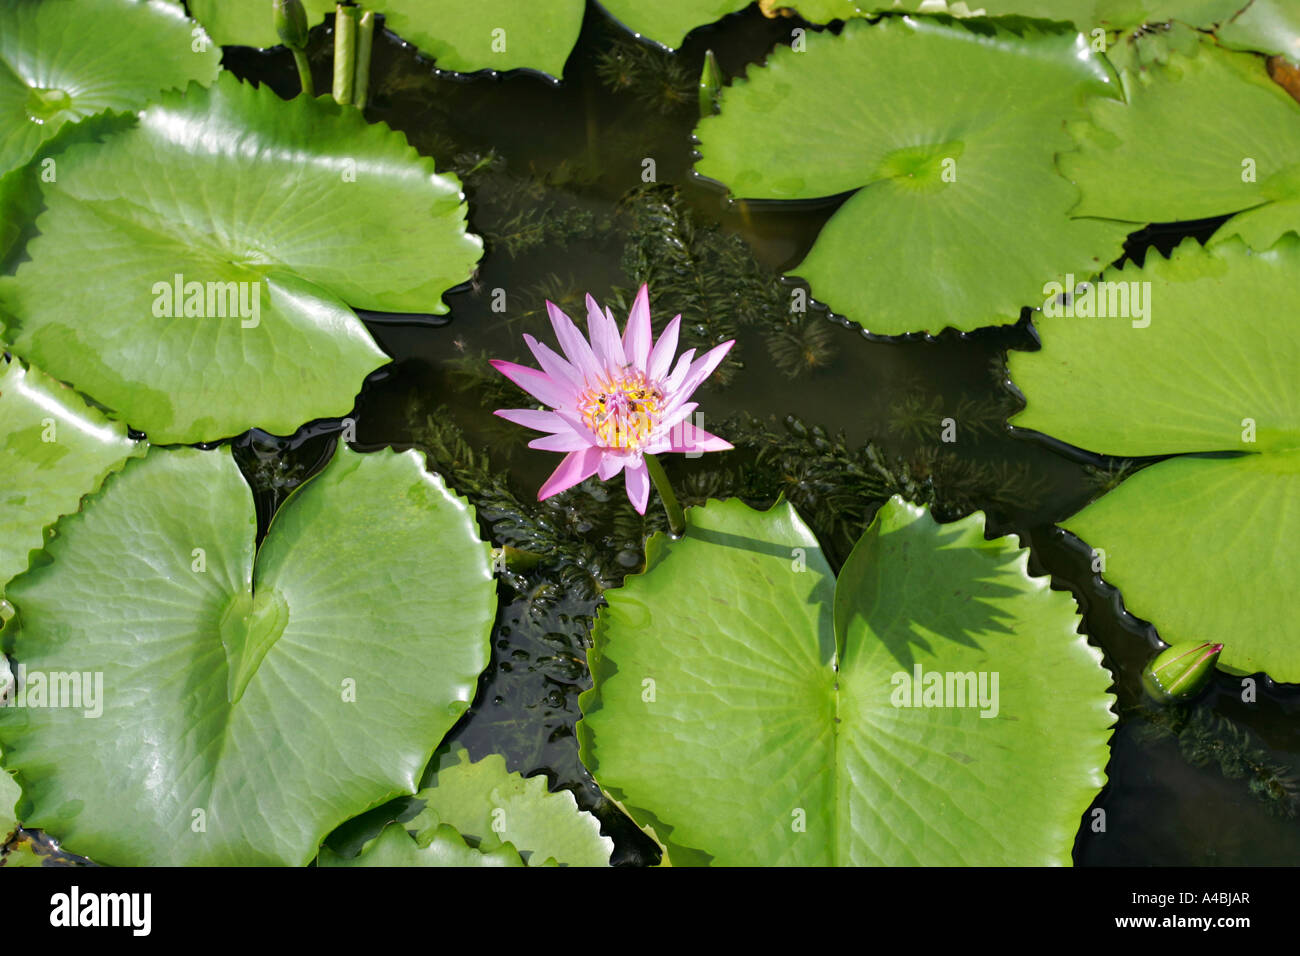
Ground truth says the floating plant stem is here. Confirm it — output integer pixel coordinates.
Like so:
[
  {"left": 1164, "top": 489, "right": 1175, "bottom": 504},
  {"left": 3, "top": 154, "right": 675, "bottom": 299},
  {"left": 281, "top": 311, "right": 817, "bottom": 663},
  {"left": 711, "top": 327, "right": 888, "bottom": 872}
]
[
  {"left": 274, "top": 0, "right": 314, "bottom": 97},
  {"left": 291, "top": 48, "right": 315, "bottom": 98},
  {"left": 353, "top": 10, "right": 375, "bottom": 109},
  {"left": 645, "top": 454, "right": 685, "bottom": 538},
  {"left": 332, "top": 3, "right": 359, "bottom": 105}
]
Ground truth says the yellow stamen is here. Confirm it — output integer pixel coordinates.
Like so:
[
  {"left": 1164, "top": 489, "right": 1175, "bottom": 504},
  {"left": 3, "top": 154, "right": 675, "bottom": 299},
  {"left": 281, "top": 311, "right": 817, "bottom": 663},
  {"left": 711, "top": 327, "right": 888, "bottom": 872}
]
[{"left": 578, "top": 371, "right": 665, "bottom": 451}]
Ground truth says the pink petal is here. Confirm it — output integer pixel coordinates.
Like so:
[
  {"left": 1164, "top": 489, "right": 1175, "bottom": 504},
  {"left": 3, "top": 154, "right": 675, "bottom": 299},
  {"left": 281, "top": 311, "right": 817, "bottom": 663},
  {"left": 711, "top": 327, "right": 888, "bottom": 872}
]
[
  {"left": 673, "top": 340, "right": 735, "bottom": 402},
  {"left": 494, "top": 408, "right": 571, "bottom": 433},
  {"left": 528, "top": 432, "right": 592, "bottom": 452},
  {"left": 490, "top": 359, "right": 572, "bottom": 410},
  {"left": 644, "top": 422, "right": 733, "bottom": 456},
  {"left": 647, "top": 314, "right": 681, "bottom": 382},
  {"left": 656, "top": 401, "right": 699, "bottom": 435},
  {"left": 622, "top": 285, "right": 652, "bottom": 373},
  {"left": 523, "top": 334, "right": 582, "bottom": 390},
  {"left": 547, "top": 301, "right": 602, "bottom": 384},
  {"left": 586, "top": 293, "right": 626, "bottom": 372},
  {"left": 662, "top": 423, "right": 733, "bottom": 454},
  {"left": 554, "top": 408, "right": 602, "bottom": 446},
  {"left": 624, "top": 461, "right": 650, "bottom": 514},
  {"left": 598, "top": 453, "right": 625, "bottom": 481},
  {"left": 538, "top": 447, "right": 603, "bottom": 500},
  {"left": 663, "top": 348, "right": 697, "bottom": 395}
]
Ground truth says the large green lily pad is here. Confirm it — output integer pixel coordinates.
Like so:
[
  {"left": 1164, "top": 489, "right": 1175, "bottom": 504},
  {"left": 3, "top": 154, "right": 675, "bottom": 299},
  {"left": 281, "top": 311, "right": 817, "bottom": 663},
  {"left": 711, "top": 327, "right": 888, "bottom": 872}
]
[
  {"left": 694, "top": 16, "right": 1128, "bottom": 335},
  {"left": 1009, "top": 237, "right": 1300, "bottom": 680},
  {"left": 0, "top": 73, "right": 481, "bottom": 443},
  {"left": 0, "top": 0, "right": 220, "bottom": 179},
  {"left": 1061, "top": 38, "right": 1300, "bottom": 250},
  {"left": 0, "top": 444, "right": 496, "bottom": 865},
  {"left": 0, "top": 356, "right": 144, "bottom": 591},
  {"left": 578, "top": 496, "right": 1114, "bottom": 865},
  {"left": 190, "top": 0, "right": 586, "bottom": 77}
]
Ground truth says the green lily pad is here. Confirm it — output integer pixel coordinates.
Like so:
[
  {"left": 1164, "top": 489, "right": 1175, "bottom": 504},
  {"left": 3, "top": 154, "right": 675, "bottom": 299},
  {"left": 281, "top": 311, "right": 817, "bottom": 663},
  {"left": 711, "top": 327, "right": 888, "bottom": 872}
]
[
  {"left": 1061, "top": 38, "right": 1300, "bottom": 249},
  {"left": 578, "top": 496, "right": 1114, "bottom": 865},
  {"left": 596, "top": 1, "right": 749, "bottom": 49},
  {"left": 0, "top": 73, "right": 481, "bottom": 443},
  {"left": 0, "top": 0, "right": 220, "bottom": 179},
  {"left": 1008, "top": 237, "right": 1300, "bottom": 680},
  {"left": 694, "top": 16, "right": 1128, "bottom": 335},
  {"left": 320, "top": 821, "right": 527, "bottom": 866},
  {"left": 0, "top": 356, "right": 145, "bottom": 591},
  {"left": 1217, "top": 0, "right": 1300, "bottom": 58},
  {"left": 384, "top": 0, "right": 586, "bottom": 77},
  {"left": 190, "top": 0, "right": 586, "bottom": 77},
  {"left": 0, "top": 443, "right": 496, "bottom": 865},
  {"left": 406, "top": 747, "right": 612, "bottom": 866},
  {"left": 0, "top": 110, "right": 136, "bottom": 273}
]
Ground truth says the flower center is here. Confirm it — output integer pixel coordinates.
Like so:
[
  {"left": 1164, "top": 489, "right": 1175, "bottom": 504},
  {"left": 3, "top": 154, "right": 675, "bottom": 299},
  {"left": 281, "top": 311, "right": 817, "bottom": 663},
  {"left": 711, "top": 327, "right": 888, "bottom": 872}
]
[{"left": 578, "top": 371, "right": 665, "bottom": 451}]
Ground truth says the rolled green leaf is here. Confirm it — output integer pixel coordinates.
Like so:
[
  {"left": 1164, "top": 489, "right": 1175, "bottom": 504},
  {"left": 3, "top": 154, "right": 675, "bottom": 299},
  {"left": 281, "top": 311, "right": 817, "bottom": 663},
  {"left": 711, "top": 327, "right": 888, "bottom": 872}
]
[
  {"left": 332, "top": 3, "right": 359, "bottom": 105},
  {"left": 353, "top": 10, "right": 375, "bottom": 109},
  {"left": 1143, "top": 641, "right": 1223, "bottom": 704},
  {"left": 291, "top": 48, "right": 315, "bottom": 97}
]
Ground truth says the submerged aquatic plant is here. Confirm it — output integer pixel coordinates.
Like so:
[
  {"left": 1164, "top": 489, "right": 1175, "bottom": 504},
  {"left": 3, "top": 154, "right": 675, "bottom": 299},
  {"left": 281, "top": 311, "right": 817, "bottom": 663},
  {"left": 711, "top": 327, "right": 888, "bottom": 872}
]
[
  {"left": 491, "top": 285, "right": 734, "bottom": 530},
  {"left": 1136, "top": 704, "right": 1300, "bottom": 820}
]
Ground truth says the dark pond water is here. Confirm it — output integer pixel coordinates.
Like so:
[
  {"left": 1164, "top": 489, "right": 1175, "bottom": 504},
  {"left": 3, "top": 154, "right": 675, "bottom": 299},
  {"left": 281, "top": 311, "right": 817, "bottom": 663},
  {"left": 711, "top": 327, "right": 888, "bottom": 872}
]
[{"left": 187, "top": 3, "right": 1300, "bottom": 866}]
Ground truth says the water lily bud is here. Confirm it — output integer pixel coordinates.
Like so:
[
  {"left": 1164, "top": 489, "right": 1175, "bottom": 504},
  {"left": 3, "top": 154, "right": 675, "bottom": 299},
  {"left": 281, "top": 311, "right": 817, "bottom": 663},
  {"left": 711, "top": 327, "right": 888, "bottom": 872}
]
[
  {"left": 699, "top": 49, "right": 723, "bottom": 118},
  {"left": 1142, "top": 641, "right": 1222, "bottom": 703},
  {"left": 274, "top": 0, "right": 310, "bottom": 51}
]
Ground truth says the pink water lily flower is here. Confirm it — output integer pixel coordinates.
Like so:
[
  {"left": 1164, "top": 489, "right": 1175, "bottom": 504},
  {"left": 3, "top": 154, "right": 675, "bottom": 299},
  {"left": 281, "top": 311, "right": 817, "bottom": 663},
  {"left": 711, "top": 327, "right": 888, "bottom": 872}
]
[{"left": 491, "top": 285, "right": 734, "bottom": 514}]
